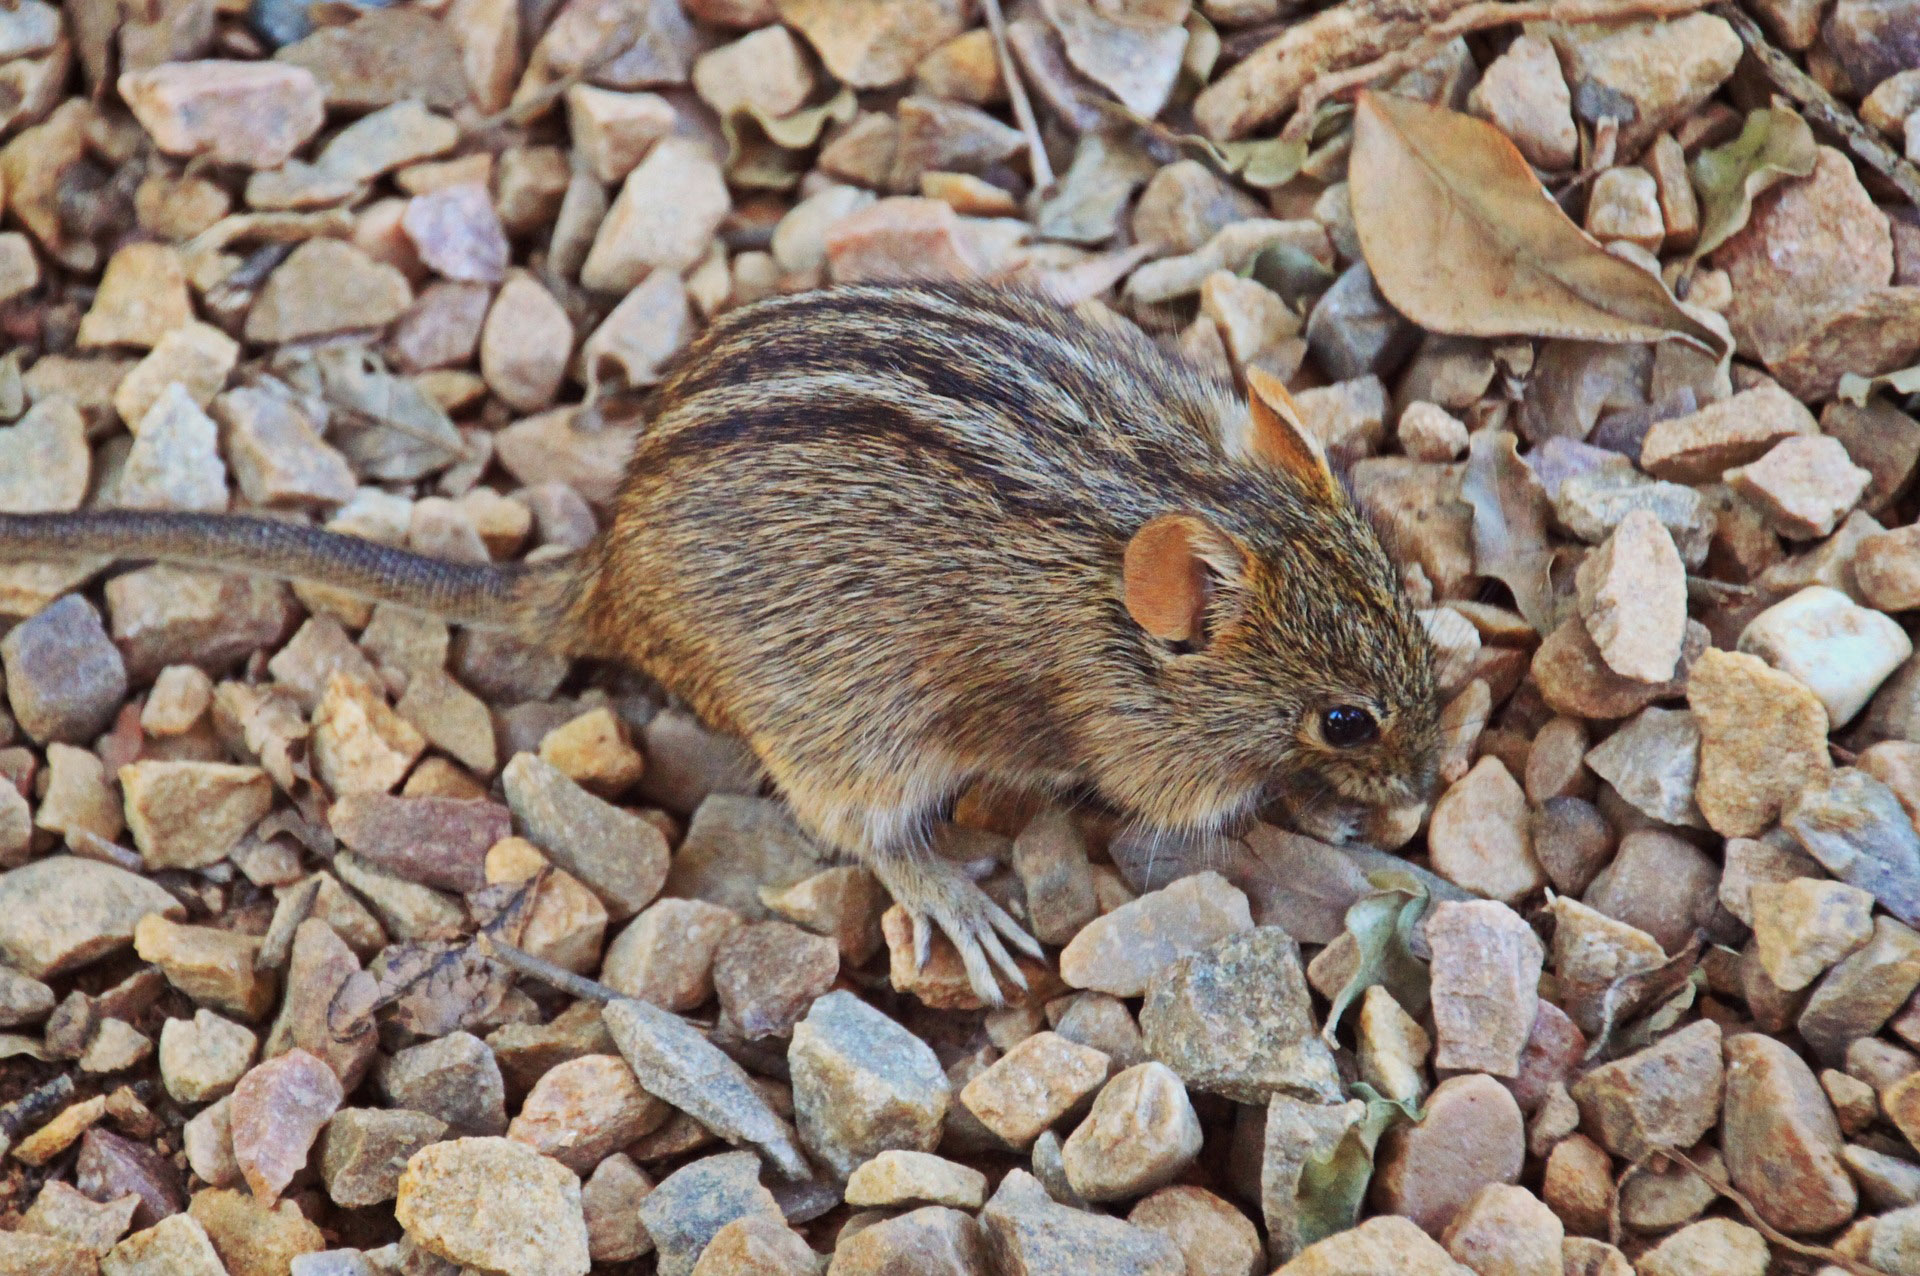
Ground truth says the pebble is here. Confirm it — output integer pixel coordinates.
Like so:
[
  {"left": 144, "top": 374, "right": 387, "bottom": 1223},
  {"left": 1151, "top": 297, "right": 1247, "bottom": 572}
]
[
  {"left": 0, "top": 398, "right": 87, "bottom": 515},
  {"left": 776, "top": 0, "right": 969, "bottom": 88},
  {"left": 1640, "top": 384, "right": 1821, "bottom": 483},
  {"left": 1467, "top": 34, "right": 1577, "bottom": 169},
  {"left": 105, "top": 565, "right": 293, "bottom": 683},
  {"left": 1442, "top": 1183, "right": 1563, "bottom": 1276},
  {"left": 120, "top": 760, "right": 272, "bottom": 871},
  {"left": 1585, "top": 167, "right": 1665, "bottom": 251},
  {"left": 536, "top": 706, "right": 644, "bottom": 796},
  {"left": 712, "top": 919, "right": 839, "bottom": 1040},
  {"left": 1133, "top": 161, "right": 1263, "bottom": 256},
  {"left": 119, "top": 60, "right": 324, "bottom": 168},
  {"left": 277, "top": 7, "right": 467, "bottom": 108},
  {"left": 958, "top": 1030, "right": 1109, "bottom": 1148},
  {"left": 2, "top": 594, "right": 128, "bottom": 745},
  {"left": 115, "top": 323, "right": 239, "bottom": 428},
  {"left": 1357, "top": 984, "right": 1431, "bottom": 1105},
  {"left": 1750, "top": 877, "right": 1875, "bottom": 991},
  {"left": 79, "top": 1019, "right": 153, "bottom": 1074},
  {"left": 501, "top": 752, "right": 669, "bottom": 922},
  {"left": 637, "top": 1151, "right": 786, "bottom": 1276},
  {"left": 0, "top": 965, "right": 54, "bottom": 1027},
  {"left": 113, "top": 384, "right": 231, "bottom": 513},
  {"left": 1126, "top": 1187, "right": 1262, "bottom": 1276},
  {"left": 1619, "top": 1145, "right": 1723, "bottom": 1231},
  {"left": 1786, "top": 768, "right": 1920, "bottom": 928},
  {"left": 1058, "top": 870, "right": 1252, "bottom": 997},
  {"left": 1426, "top": 901, "right": 1544, "bottom": 1077},
  {"left": 318, "top": 1108, "right": 448, "bottom": 1208},
  {"left": 1721, "top": 1031, "right": 1858, "bottom": 1234},
  {"left": 763, "top": 866, "right": 888, "bottom": 966},
  {"left": 245, "top": 239, "right": 415, "bottom": 343},
  {"left": 391, "top": 670, "right": 495, "bottom": 776},
  {"left": 333, "top": 851, "right": 463, "bottom": 941},
  {"left": 1637, "top": 1218, "right": 1769, "bottom": 1276},
  {"left": 158, "top": 1009, "right": 257, "bottom": 1104},
  {"left": 214, "top": 387, "right": 356, "bottom": 510},
  {"left": 328, "top": 793, "right": 509, "bottom": 893},
  {"left": 506, "top": 1052, "right": 667, "bottom": 1173},
  {"left": 74, "top": 243, "right": 191, "bottom": 350},
  {"left": 23, "top": 1180, "right": 139, "bottom": 1256},
  {"left": 1399, "top": 401, "right": 1471, "bottom": 462},
  {"left": 1740, "top": 585, "right": 1911, "bottom": 726},
  {"left": 581, "top": 1153, "right": 654, "bottom": 1262},
  {"left": 603, "top": 897, "right": 744, "bottom": 1009},
  {"left": 401, "top": 183, "right": 508, "bottom": 284},
  {"left": 1427, "top": 756, "right": 1544, "bottom": 904},
  {"left": 1373, "top": 1074, "right": 1525, "bottom": 1236},
  {"left": 1583, "top": 708, "right": 1703, "bottom": 827},
  {"left": 892, "top": 95, "right": 1025, "bottom": 191},
  {"left": 789, "top": 989, "right": 950, "bottom": 1178},
  {"left": 1583, "top": 829, "right": 1719, "bottom": 953},
  {"left": 230, "top": 1049, "right": 343, "bottom": 1205},
  {"left": 1574, "top": 509, "right": 1687, "bottom": 682},
  {"left": 1569, "top": 1019, "right": 1724, "bottom": 1160},
  {"left": 80, "top": 1128, "right": 186, "bottom": 1228},
  {"left": 187, "top": 1187, "right": 325, "bottom": 1275},
  {"left": 134, "top": 914, "right": 274, "bottom": 1019},
  {"left": 396, "top": 1137, "right": 590, "bottom": 1276},
  {"left": 380, "top": 1032, "right": 507, "bottom": 1136},
  {"left": 1540, "top": 1132, "right": 1613, "bottom": 1238},
  {"left": 825, "top": 196, "right": 990, "bottom": 284},
  {"left": 1140, "top": 925, "right": 1341, "bottom": 1104},
  {"left": 1058, "top": 1061, "right": 1201, "bottom": 1202},
  {"left": 1272, "top": 1214, "right": 1471, "bottom": 1275},
  {"left": 1859, "top": 525, "right": 1920, "bottom": 611},
  {"left": 815, "top": 1152, "right": 970, "bottom": 1221},
  {"left": 1688, "top": 648, "right": 1833, "bottom": 837},
  {"left": 1800, "top": 916, "right": 1920, "bottom": 1061},
  {"left": 603, "top": 995, "right": 809, "bottom": 1180},
  {"left": 581, "top": 139, "right": 730, "bottom": 292},
  {"left": 1548, "top": 13, "right": 1741, "bottom": 151},
  {"left": 690, "top": 1215, "right": 818, "bottom": 1276},
  {"left": 980, "top": 1168, "right": 1184, "bottom": 1276},
  {"left": 102, "top": 1213, "right": 228, "bottom": 1276},
  {"left": 564, "top": 86, "right": 675, "bottom": 186},
  {"left": 1727, "top": 436, "right": 1872, "bottom": 540},
  {"left": 826, "top": 1205, "right": 988, "bottom": 1275}
]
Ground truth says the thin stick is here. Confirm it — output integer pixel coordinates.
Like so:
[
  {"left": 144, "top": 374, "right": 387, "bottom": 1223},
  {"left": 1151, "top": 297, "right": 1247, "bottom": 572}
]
[
  {"left": 983, "top": 0, "right": 1056, "bottom": 192},
  {"left": 473, "top": 932, "right": 623, "bottom": 1004},
  {"left": 1713, "top": 2, "right": 1920, "bottom": 208},
  {"left": 1655, "top": 1147, "right": 1884, "bottom": 1276},
  {"left": 1283, "top": 0, "right": 1716, "bottom": 140}
]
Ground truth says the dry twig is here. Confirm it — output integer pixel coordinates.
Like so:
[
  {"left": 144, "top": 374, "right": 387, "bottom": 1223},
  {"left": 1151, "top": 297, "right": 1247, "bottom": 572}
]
[
  {"left": 1653, "top": 1147, "right": 1885, "bottom": 1276},
  {"left": 1712, "top": 1, "right": 1920, "bottom": 208},
  {"left": 983, "top": 0, "right": 1057, "bottom": 192}
]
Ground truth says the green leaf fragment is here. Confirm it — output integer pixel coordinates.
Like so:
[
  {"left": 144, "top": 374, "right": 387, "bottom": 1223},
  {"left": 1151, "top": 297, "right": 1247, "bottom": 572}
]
[
  {"left": 1690, "top": 104, "right": 1817, "bottom": 260},
  {"left": 722, "top": 87, "right": 858, "bottom": 190},
  {"left": 1295, "top": 1083, "right": 1426, "bottom": 1249},
  {"left": 1321, "top": 878, "right": 1431, "bottom": 1047}
]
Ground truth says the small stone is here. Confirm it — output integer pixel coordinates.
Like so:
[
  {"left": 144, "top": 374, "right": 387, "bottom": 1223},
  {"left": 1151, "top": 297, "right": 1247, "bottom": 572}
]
[
  {"left": 844, "top": 1150, "right": 987, "bottom": 1210},
  {"left": 2, "top": 594, "right": 128, "bottom": 745},
  {"left": 825, "top": 196, "right": 991, "bottom": 284},
  {"left": 14, "top": 1095, "right": 111, "bottom": 1169},
  {"left": 215, "top": 386, "right": 356, "bottom": 510},
  {"left": 159, "top": 1009, "right": 257, "bottom": 1104},
  {"left": 1750, "top": 877, "right": 1875, "bottom": 991},
  {"left": 75, "top": 243, "right": 192, "bottom": 351},
  {"left": 1127, "top": 1187, "right": 1262, "bottom": 1276},
  {"left": 603, "top": 897, "right": 744, "bottom": 1010},
  {"left": 78, "top": 1128, "right": 186, "bottom": 1228},
  {"left": 762, "top": 866, "right": 887, "bottom": 966},
  {"left": 1585, "top": 167, "right": 1665, "bottom": 250},
  {"left": 1574, "top": 509, "right": 1687, "bottom": 682},
  {"left": 692, "top": 24, "right": 815, "bottom": 118},
  {"left": 1358, "top": 984, "right": 1431, "bottom": 1105},
  {"left": 564, "top": 85, "right": 674, "bottom": 186},
  {"left": 79, "top": 1020, "right": 153, "bottom": 1075},
  {"left": 396, "top": 1137, "right": 590, "bottom": 1276},
  {"left": 132, "top": 914, "right": 274, "bottom": 1019},
  {"left": 113, "top": 384, "right": 230, "bottom": 513},
  {"left": 1466, "top": 34, "right": 1577, "bottom": 169},
  {"left": 1582, "top": 708, "right": 1703, "bottom": 827},
  {"left": 187, "top": 1188, "right": 325, "bottom": 1275},
  {"left": 581, "top": 1153, "right": 654, "bottom": 1262},
  {"left": 508, "top": 1052, "right": 668, "bottom": 1173},
  {"left": 1272, "top": 1214, "right": 1472, "bottom": 1275},
  {"left": 106, "top": 565, "right": 294, "bottom": 683},
  {"left": 475, "top": 273, "right": 573, "bottom": 413},
  {"left": 114, "top": 323, "right": 240, "bottom": 430},
  {"left": 1688, "top": 648, "right": 1833, "bottom": 838},
  {"left": 1727, "top": 436, "right": 1872, "bottom": 540},
  {"left": 826, "top": 1205, "right": 988, "bottom": 1276},
  {"left": 401, "top": 183, "right": 508, "bottom": 284},
  {"left": 1582, "top": 829, "right": 1719, "bottom": 954},
  {"left": 776, "top": 0, "right": 969, "bottom": 88},
  {"left": 390, "top": 281, "right": 492, "bottom": 372},
  {"left": 1619, "top": 1144, "right": 1724, "bottom": 1231},
  {"left": 789, "top": 990, "right": 950, "bottom": 1178},
  {"left": 230, "top": 1049, "right": 343, "bottom": 1205},
  {"left": 246, "top": 239, "right": 415, "bottom": 343},
  {"left": 690, "top": 1216, "right": 816, "bottom": 1276},
  {"left": 1140, "top": 925, "right": 1341, "bottom": 1104},
  {"left": 535, "top": 706, "right": 643, "bottom": 796},
  {"left": 20, "top": 1180, "right": 139, "bottom": 1256},
  {"left": 120, "top": 760, "right": 272, "bottom": 871},
  {"left": 1640, "top": 384, "right": 1820, "bottom": 483},
  {"left": 502, "top": 752, "right": 670, "bottom": 922},
  {"left": 184, "top": 1100, "right": 238, "bottom": 1188},
  {"left": 1373, "top": 1074, "right": 1525, "bottom": 1236},
  {"left": 712, "top": 919, "right": 839, "bottom": 1040},
  {"left": 636, "top": 1151, "right": 786, "bottom": 1276},
  {"left": 958, "top": 1030, "right": 1109, "bottom": 1148},
  {"left": 1133, "top": 161, "right": 1263, "bottom": 256},
  {"left": 1060, "top": 1061, "right": 1201, "bottom": 1202},
  {"left": 1822, "top": 1069, "right": 1879, "bottom": 1134},
  {"left": 120, "top": 60, "right": 323, "bottom": 167},
  {"left": 1741, "top": 585, "right": 1911, "bottom": 727},
  {"left": 312, "top": 673, "right": 426, "bottom": 796},
  {"left": 0, "top": 855, "right": 184, "bottom": 979},
  {"left": 330, "top": 793, "right": 508, "bottom": 894},
  {"left": 1427, "top": 756, "right": 1544, "bottom": 904},
  {"left": 1305, "top": 261, "right": 1418, "bottom": 382},
  {"left": 1442, "top": 1183, "right": 1563, "bottom": 1276},
  {"left": 1859, "top": 524, "right": 1920, "bottom": 611},
  {"left": 1427, "top": 900, "right": 1544, "bottom": 1077},
  {"left": 581, "top": 139, "right": 730, "bottom": 292},
  {"left": 318, "top": 1108, "right": 448, "bottom": 1207},
  {"left": 392, "top": 670, "right": 495, "bottom": 776},
  {"left": 485, "top": 840, "right": 608, "bottom": 976},
  {"left": 1800, "top": 916, "right": 1920, "bottom": 1061},
  {"left": 1721, "top": 1031, "right": 1858, "bottom": 1235},
  {"left": 581, "top": 268, "right": 693, "bottom": 391},
  {"left": 141, "top": 666, "right": 212, "bottom": 737},
  {"left": 1570, "top": 1020, "right": 1724, "bottom": 1160},
  {"left": 0, "top": 398, "right": 87, "bottom": 515},
  {"left": 1048, "top": 991, "right": 1148, "bottom": 1071},
  {"left": 1637, "top": 1218, "right": 1770, "bottom": 1276},
  {"left": 1786, "top": 768, "right": 1920, "bottom": 929},
  {"left": 102, "top": 1213, "right": 227, "bottom": 1276},
  {"left": 1058, "top": 869, "right": 1252, "bottom": 997},
  {"left": 1541, "top": 1132, "right": 1613, "bottom": 1239},
  {"left": 0, "top": 965, "right": 55, "bottom": 1027},
  {"left": 333, "top": 851, "right": 463, "bottom": 942},
  {"left": 980, "top": 1168, "right": 1183, "bottom": 1276},
  {"left": 381, "top": 1032, "right": 507, "bottom": 1136}
]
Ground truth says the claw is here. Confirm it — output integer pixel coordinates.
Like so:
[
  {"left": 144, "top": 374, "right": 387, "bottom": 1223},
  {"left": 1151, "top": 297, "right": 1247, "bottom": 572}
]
[{"left": 912, "top": 912, "right": 934, "bottom": 971}]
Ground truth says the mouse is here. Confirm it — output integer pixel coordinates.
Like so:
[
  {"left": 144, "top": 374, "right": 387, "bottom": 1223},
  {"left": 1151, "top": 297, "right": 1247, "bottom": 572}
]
[{"left": 0, "top": 283, "right": 1442, "bottom": 1004}]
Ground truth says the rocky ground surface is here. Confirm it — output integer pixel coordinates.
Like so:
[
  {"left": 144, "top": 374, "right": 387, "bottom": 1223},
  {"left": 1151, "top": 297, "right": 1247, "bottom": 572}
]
[{"left": 0, "top": 0, "right": 1919, "bottom": 1273}]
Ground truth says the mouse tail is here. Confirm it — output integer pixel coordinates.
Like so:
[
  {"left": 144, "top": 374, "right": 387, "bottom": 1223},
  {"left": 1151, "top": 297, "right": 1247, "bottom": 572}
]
[{"left": 0, "top": 510, "right": 582, "bottom": 644}]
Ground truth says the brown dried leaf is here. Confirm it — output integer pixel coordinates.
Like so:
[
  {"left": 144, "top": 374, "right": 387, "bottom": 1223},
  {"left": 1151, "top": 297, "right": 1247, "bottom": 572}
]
[
  {"left": 1349, "top": 91, "right": 1725, "bottom": 356},
  {"left": 1460, "top": 429, "right": 1557, "bottom": 633}
]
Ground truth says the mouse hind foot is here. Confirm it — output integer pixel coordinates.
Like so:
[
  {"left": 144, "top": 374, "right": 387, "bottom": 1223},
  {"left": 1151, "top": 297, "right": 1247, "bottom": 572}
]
[{"left": 868, "top": 845, "right": 1044, "bottom": 1006}]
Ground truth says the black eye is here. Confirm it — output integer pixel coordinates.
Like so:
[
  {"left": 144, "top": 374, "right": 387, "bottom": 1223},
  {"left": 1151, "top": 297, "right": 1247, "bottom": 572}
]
[{"left": 1321, "top": 705, "right": 1378, "bottom": 748}]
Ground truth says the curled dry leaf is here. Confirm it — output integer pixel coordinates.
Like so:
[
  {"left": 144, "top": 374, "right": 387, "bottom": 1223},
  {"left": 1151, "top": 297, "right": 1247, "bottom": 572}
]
[
  {"left": 1294, "top": 1084, "right": 1424, "bottom": 1251},
  {"left": 1321, "top": 879, "right": 1430, "bottom": 1046},
  {"left": 1348, "top": 91, "right": 1726, "bottom": 356},
  {"left": 1838, "top": 360, "right": 1920, "bottom": 407},
  {"left": 1690, "top": 104, "right": 1818, "bottom": 260},
  {"left": 723, "top": 86, "right": 859, "bottom": 191},
  {"left": 1460, "top": 429, "right": 1557, "bottom": 633}
]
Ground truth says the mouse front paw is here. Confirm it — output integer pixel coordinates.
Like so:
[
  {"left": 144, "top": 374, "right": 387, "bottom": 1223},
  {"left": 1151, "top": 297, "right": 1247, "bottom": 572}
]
[{"left": 869, "top": 851, "right": 1045, "bottom": 1006}]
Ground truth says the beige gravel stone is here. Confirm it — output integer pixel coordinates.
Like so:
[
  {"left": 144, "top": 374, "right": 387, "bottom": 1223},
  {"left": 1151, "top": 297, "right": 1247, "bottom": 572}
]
[
  {"left": 1721, "top": 1031, "right": 1858, "bottom": 1234},
  {"left": 120, "top": 760, "right": 272, "bottom": 870},
  {"left": 1427, "top": 756, "right": 1544, "bottom": 904},
  {"left": 1750, "top": 877, "right": 1875, "bottom": 991},
  {"left": 119, "top": 60, "right": 324, "bottom": 168},
  {"left": 1373, "top": 1074, "right": 1525, "bottom": 1236},
  {"left": 396, "top": 1137, "right": 591, "bottom": 1276},
  {"left": 1059, "top": 870, "right": 1252, "bottom": 997},
  {"left": 1573, "top": 508, "right": 1687, "bottom": 682},
  {"left": 844, "top": 1149, "right": 987, "bottom": 1210},
  {"left": 1640, "top": 383, "right": 1821, "bottom": 483},
  {"left": 959, "top": 1030, "right": 1109, "bottom": 1148},
  {"left": 1688, "top": 648, "right": 1832, "bottom": 837}
]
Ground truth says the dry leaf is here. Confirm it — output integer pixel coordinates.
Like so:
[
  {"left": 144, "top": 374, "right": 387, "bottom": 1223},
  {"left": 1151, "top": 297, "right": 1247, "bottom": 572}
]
[
  {"left": 722, "top": 87, "right": 858, "bottom": 190},
  {"left": 1690, "top": 104, "right": 1817, "bottom": 260},
  {"left": 1771, "top": 287, "right": 1920, "bottom": 402},
  {"left": 1839, "top": 360, "right": 1920, "bottom": 407},
  {"left": 1348, "top": 91, "right": 1726, "bottom": 356},
  {"left": 1460, "top": 429, "right": 1557, "bottom": 633}
]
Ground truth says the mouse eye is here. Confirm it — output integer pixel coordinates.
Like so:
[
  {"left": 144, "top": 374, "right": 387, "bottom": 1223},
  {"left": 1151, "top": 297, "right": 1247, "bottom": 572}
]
[{"left": 1321, "top": 705, "right": 1378, "bottom": 748}]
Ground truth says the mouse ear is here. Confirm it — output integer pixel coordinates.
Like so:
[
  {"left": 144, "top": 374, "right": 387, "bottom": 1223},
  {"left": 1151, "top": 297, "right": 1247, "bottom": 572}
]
[
  {"left": 1123, "top": 513, "right": 1245, "bottom": 645},
  {"left": 1244, "top": 367, "right": 1341, "bottom": 504}
]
